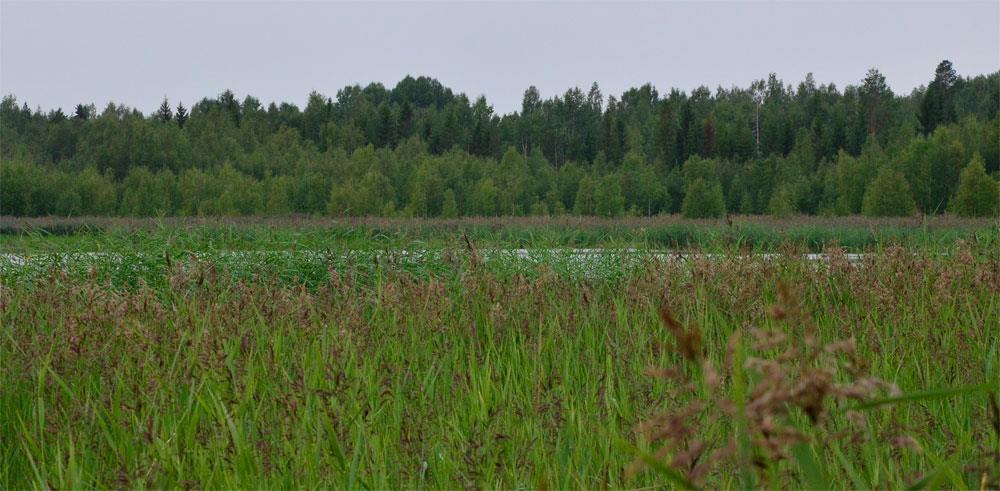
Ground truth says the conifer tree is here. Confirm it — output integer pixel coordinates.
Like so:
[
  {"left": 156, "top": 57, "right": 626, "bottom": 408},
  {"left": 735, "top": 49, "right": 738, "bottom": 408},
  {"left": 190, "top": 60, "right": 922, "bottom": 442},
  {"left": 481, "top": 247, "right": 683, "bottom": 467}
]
[
  {"left": 175, "top": 102, "right": 188, "bottom": 128},
  {"left": 155, "top": 97, "right": 173, "bottom": 123},
  {"left": 73, "top": 103, "right": 93, "bottom": 120},
  {"left": 860, "top": 68, "right": 892, "bottom": 136},
  {"left": 920, "top": 60, "right": 958, "bottom": 133}
]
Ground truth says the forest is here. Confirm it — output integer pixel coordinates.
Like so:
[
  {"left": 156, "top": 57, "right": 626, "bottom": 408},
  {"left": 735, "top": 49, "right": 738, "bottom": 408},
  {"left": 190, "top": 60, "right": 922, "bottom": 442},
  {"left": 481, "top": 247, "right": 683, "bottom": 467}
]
[{"left": 1, "top": 60, "right": 998, "bottom": 218}]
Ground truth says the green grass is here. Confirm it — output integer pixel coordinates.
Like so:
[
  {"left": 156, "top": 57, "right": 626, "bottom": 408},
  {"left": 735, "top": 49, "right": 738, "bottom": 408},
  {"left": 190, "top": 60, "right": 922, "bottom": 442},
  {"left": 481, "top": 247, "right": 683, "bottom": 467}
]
[
  {"left": 2, "top": 215, "right": 997, "bottom": 253},
  {"left": 1, "top": 225, "right": 998, "bottom": 488}
]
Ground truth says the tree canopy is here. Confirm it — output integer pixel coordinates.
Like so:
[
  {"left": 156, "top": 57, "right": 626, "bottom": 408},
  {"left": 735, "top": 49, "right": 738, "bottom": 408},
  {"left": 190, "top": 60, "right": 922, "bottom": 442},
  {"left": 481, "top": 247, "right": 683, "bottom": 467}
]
[{"left": 1, "top": 64, "right": 997, "bottom": 217}]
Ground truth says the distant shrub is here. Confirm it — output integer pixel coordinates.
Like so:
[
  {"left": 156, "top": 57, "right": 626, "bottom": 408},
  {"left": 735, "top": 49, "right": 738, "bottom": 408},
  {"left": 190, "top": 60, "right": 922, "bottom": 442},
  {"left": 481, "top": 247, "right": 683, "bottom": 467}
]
[
  {"left": 682, "top": 179, "right": 725, "bottom": 219},
  {"left": 862, "top": 167, "right": 916, "bottom": 217},
  {"left": 950, "top": 154, "right": 999, "bottom": 217},
  {"left": 767, "top": 185, "right": 796, "bottom": 218},
  {"left": 74, "top": 167, "right": 118, "bottom": 215}
]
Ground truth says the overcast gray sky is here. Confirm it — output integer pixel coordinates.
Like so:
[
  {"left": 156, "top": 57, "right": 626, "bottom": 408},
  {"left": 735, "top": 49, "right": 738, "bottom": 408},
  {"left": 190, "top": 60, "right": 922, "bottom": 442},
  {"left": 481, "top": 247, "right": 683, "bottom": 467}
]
[{"left": 2, "top": 1, "right": 998, "bottom": 115}]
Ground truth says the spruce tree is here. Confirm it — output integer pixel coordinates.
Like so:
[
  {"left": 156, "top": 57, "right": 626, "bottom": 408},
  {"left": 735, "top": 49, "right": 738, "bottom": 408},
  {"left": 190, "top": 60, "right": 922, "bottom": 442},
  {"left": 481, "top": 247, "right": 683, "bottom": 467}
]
[
  {"left": 155, "top": 97, "right": 173, "bottom": 123},
  {"left": 73, "top": 103, "right": 93, "bottom": 120},
  {"left": 920, "top": 60, "right": 958, "bottom": 133},
  {"left": 175, "top": 102, "right": 188, "bottom": 128}
]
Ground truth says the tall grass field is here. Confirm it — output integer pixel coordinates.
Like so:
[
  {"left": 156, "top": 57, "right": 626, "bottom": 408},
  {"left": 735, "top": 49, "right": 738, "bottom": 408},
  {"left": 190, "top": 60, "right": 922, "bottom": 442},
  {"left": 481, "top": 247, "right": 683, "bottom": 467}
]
[{"left": 2, "top": 217, "right": 998, "bottom": 488}]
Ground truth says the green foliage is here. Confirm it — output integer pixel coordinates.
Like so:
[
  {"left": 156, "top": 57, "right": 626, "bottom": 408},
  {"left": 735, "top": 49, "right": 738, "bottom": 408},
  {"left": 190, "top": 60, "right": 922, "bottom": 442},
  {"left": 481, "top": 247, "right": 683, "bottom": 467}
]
[
  {"left": 862, "top": 167, "right": 916, "bottom": 217},
  {"left": 406, "top": 180, "right": 429, "bottom": 217},
  {"left": 328, "top": 170, "right": 394, "bottom": 217},
  {"left": 681, "top": 178, "right": 725, "bottom": 218},
  {"left": 262, "top": 175, "right": 293, "bottom": 214},
  {"left": 919, "top": 60, "right": 958, "bottom": 133},
  {"left": 441, "top": 189, "right": 459, "bottom": 218},
  {"left": 0, "top": 63, "right": 997, "bottom": 218},
  {"left": 468, "top": 178, "right": 499, "bottom": 216},
  {"left": 77, "top": 168, "right": 117, "bottom": 214},
  {"left": 950, "top": 154, "right": 999, "bottom": 217},
  {"left": 573, "top": 175, "right": 597, "bottom": 215},
  {"left": 118, "top": 167, "right": 175, "bottom": 216},
  {"left": 0, "top": 159, "right": 42, "bottom": 216},
  {"left": 594, "top": 174, "right": 625, "bottom": 217},
  {"left": 827, "top": 142, "right": 884, "bottom": 215},
  {"left": 767, "top": 185, "right": 796, "bottom": 218},
  {"left": 895, "top": 127, "right": 967, "bottom": 213},
  {"left": 681, "top": 154, "right": 718, "bottom": 182},
  {"left": 620, "top": 152, "right": 663, "bottom": 214}
]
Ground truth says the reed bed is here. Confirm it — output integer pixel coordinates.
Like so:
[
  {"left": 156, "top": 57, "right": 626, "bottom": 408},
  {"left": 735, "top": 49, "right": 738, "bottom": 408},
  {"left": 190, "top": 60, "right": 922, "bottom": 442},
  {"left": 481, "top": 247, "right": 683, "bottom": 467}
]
[{"left": 1, "top": 239, "right": 998, "bottom": 488}]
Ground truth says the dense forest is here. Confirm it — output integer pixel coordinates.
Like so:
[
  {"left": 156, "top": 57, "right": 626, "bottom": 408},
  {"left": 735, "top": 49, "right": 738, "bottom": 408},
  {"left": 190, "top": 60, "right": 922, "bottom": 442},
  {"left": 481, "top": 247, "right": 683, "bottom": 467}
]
[{"left": 2, "top": 61, "right": 998, "bottom": 218}]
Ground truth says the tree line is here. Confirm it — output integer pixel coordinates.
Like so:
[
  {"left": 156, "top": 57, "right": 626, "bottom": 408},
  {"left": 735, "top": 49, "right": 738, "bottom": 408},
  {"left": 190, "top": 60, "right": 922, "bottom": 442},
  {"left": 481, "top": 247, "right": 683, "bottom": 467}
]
[{"left": 2, "top": 61, "right": 997, "bottom": 218}]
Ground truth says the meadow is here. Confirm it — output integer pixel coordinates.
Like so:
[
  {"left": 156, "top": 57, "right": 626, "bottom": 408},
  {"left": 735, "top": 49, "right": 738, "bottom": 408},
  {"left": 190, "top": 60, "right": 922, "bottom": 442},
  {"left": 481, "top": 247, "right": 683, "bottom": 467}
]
[{"left": 1, "top": 216, "right": 998, "bottom": 489}]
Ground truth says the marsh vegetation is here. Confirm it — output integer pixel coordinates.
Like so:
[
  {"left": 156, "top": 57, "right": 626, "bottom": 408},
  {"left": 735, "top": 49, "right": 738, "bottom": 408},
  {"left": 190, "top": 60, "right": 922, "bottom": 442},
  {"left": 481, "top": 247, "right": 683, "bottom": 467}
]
[{"left": 2, "top": 220, "right": 997, "bottom": 488}]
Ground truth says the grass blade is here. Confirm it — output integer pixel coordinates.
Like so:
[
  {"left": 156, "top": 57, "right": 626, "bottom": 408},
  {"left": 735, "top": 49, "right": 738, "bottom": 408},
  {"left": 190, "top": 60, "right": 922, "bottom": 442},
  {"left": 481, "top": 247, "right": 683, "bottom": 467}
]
[
  {"left": 791, "top": 442, "right": 828, "bottom": 491},
  {"left": 850, "top": 384, "right": 995, "bottom": 411},
  {"left": 614, "top": 436, "right": 698, "bottom": 490}
]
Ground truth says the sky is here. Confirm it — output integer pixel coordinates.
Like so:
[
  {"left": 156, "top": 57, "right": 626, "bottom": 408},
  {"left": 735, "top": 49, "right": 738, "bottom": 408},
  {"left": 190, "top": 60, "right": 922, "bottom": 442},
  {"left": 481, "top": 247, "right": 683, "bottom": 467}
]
[{"left": 2, "top": 1, "right": 998, "bottom": 116}]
